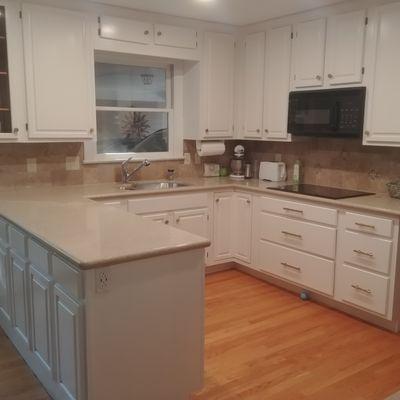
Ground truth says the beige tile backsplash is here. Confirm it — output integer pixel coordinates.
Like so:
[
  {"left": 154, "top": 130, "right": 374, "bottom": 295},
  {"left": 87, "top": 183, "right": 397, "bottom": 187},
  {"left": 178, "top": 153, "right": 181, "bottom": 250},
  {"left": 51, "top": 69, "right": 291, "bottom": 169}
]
[{"left": 0, "top": 138, "right": 398, "bottom": 193}]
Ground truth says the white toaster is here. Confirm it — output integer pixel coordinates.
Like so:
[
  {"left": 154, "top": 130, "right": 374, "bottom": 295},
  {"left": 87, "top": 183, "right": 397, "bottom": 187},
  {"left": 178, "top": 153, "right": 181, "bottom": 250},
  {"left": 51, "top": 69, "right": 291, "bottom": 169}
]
[{"left": 259, "top": 161, "right": 287, "bottom": 182}]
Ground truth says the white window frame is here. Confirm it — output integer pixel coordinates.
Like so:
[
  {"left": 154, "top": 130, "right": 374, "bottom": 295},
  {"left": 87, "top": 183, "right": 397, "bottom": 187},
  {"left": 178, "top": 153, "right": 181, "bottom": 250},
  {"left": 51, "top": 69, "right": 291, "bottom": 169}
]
[{"left": 84, "top": 53, "right": 183, "bottom": 163}]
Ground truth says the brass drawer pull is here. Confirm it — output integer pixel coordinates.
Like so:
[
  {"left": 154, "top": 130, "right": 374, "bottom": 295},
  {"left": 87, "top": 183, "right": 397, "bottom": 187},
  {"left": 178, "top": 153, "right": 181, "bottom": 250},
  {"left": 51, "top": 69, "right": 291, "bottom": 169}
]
[
  {"left": 351, "top": 284, "right": 372, "bottom": 295},
  {"left": 281, "top": 262, "right": 301, "bottom": 272},
  {"left": 283, "top": 207, "right": 304, "bottom": 214},
  {"left": 355, "top": 222, "right": 375, "bottom": 230},
  {"left": 281, "top": 231, "right": 302, "bottom": 239},
  {"left": 353, "top": 249, "right": 374, "bottom": 258}
]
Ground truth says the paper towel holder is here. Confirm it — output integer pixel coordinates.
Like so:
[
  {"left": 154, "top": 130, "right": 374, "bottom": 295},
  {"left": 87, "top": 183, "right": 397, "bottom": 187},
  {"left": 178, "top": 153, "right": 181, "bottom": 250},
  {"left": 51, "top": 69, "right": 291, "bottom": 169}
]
[{"left": 196, "top": 140, "right": 225, "bottom": 156}]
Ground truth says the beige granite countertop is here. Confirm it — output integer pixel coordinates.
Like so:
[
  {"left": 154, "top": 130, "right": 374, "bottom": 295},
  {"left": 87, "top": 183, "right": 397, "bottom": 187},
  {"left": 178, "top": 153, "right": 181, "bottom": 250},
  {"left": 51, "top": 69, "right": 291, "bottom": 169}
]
[{"left": 0, "top": 177, "right": 399, "bottom": 269}]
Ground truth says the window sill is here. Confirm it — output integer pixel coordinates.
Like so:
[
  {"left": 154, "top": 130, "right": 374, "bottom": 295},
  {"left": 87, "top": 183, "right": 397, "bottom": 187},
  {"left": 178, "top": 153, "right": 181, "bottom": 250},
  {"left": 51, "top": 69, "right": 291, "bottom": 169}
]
[{"left": 83, "top": 157, "right": 185, "bottom": 165}]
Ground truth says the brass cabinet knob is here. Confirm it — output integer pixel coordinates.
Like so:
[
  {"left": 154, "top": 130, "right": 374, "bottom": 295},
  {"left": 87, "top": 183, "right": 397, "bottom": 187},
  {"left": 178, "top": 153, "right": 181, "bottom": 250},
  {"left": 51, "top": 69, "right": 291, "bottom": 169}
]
[
  {"left": 316, "top": 75, "right": 322, "bottom": 80},
  {"left": 328, "top": 73, "right": 333, "bottom": 79},
  {"left": 157, "top": 31, "right": 162, "bottom": 36},
  {"left": 144, "top": 30, "right": 149, "bottom": 35},
  {"left": 13, "top": 128, "right": 19, "bottom": 135}
]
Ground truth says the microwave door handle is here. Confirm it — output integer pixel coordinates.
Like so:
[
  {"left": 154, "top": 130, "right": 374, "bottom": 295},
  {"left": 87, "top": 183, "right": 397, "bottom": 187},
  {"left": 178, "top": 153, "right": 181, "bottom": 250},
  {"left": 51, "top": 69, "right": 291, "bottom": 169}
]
[{"left": 330, "top": 102, "right": 340, "bottom": 131}]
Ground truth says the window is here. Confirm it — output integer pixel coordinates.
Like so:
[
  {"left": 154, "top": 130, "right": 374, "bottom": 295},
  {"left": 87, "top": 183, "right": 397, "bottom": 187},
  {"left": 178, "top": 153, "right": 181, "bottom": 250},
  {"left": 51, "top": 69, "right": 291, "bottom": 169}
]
[{"left": 84, "top": 54, "right": 182, "bottom": 162}]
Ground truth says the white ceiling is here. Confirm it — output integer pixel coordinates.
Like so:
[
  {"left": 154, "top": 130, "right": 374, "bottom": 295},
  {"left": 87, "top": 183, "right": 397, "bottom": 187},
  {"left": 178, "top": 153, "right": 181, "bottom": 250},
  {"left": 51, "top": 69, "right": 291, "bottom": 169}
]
[{"left": 94, "top": 0, "right": 345, "bottom": 26}]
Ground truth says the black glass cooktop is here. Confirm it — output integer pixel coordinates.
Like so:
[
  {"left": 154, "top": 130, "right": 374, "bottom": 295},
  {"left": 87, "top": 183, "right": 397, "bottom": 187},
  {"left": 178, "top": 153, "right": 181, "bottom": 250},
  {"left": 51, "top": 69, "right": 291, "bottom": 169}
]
[{"left": 268, "top": 184, "right": 374, "bottom": 200}]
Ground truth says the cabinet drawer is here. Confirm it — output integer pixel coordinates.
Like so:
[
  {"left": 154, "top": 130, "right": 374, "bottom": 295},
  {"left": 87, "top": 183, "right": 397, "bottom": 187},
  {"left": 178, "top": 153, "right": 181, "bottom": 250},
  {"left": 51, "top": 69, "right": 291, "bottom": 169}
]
[
  {"left": 258, "top": 196, "right": 337, "bottom": 225},
  {"left": 154, "top": 24, "right": 197, "bottom": 49},
  {"left": 340, "top": 231, "right": 392, "bottom": 275},
  {"left": 28, "top": 239, "right": 50, "bottom": 276},
  {"left": 99, "top": 16, "right": 153, "bottom": 44},
  {"left": 128, "top": 193, "right": 208, "bottom": 214},
  {"left": 256, "top": 240, "right": 334, "bottom": 295},
  {"left": 8, "top": 226, "right": 26, "bottom": 258},
  {"left": 52, "top": 256, "right": 81, "bottom": 299},
  {"left": 257, "top": 212, "right": 336, "bottom": 259},
  {"left": 0, "top": 218, "right": 8, "bottom": 245},
  {"left": 336, "top": 264, "right": 389, "bottom": 315},
  {"left": 343, "top": 212, "right": 393, "bottom": 238}
]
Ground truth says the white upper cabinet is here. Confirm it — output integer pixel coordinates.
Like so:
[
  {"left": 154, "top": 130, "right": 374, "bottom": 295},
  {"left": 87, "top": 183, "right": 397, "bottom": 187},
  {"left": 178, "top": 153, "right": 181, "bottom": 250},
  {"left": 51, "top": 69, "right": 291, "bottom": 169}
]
[
  {"left": 202, "top": 32, "right": 235, "bottom": 138},
  {"left": 325, "top": 10, "right": 367, "bottom": 86},
  {"left": 263, "top": 25, "right": 292, "bottom": 141},
  {"left": 22, "top": 4, "right": 95, "bottom": 140},
  {"left": 243, "top": 32, "right": 265, "bottom": 138},
  {"left": 364, "top": 2, "right": 400, "bottom": 146},
  {"left": 99, "top": 16, "right": 153, "bottom": 44},
  {"left": 154, "top": 24, "right": 197, "bottom": 49},
  {"left": 292, "top": 18, "right": 326, "bottom": 88},
  {"left": 0, "top": 0, "right": 26, "bottom": 141}
]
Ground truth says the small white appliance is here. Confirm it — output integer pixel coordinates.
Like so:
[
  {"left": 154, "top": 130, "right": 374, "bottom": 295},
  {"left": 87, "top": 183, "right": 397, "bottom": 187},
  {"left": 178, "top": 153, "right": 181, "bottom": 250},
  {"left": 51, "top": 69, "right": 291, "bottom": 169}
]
[{"left": 259, "top": 161, "right": 287, "bottom": 182}]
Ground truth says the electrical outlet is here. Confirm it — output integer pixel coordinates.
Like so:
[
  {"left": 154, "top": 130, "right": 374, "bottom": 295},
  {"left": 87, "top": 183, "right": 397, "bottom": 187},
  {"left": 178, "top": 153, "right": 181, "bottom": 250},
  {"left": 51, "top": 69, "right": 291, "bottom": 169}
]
[
  {"left": 26, "top": 158, "right": 37, "bottom": 173},
  {"left": 65, "top": 156, "right": 80, "bottom": 171},
  {"left": 95, "top": 269, "right": 111, "bottom": 293},
  {"left": 183, "top": 152, "right": 191, "bottom": 165}
]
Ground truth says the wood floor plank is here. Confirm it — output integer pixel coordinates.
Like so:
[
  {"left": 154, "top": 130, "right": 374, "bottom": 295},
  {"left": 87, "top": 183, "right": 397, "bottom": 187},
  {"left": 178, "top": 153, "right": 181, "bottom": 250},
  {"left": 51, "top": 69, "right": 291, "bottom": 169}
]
[{"left": 1, "top": 269, "right": 399, "bottom": 399}]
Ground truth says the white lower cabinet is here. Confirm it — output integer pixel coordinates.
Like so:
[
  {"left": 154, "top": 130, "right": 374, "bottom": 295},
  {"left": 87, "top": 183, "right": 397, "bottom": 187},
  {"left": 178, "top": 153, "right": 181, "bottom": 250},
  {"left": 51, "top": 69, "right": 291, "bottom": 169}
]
[
  {"left": 140, "top": 212, "right": 171, "bottom": 225},
  {"left": 54, "top": 285, "right": 84, "bottom": 400},
  {"left": 256, "top": 240, "right": 334, "bottom": 296},
  {"left": 0, "top": 243, "right": 11, "bottom": 322},
  {"left": 10, "top": 252, "right": 29, "bottom": 346},
  {"left": 213, "top": 192, "right": 234, "bottom": 262},
  {"left": 232, "top": 193, "right": 252, "bottom": 264},
  {"left": 336, "top": 264, "right": 389, "bottom": 316},
  {"left": 29, "top": 265, "right": 52, "bottom": 374},
  {"left": 174, "top": 208, "right": 210, "bottom": 239}
]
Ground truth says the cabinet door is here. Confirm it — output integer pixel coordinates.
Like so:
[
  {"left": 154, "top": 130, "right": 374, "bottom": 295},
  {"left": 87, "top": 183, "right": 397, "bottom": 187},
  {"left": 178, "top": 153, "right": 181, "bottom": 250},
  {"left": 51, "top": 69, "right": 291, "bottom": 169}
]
[
  {"left": 292, "top": 18, "right": 326, "bottom": 88},
  {"left": 54, "top": 286, "right": 84, "bottom": 400},
  {"left": 10, "top": 253, "right": 29, "bottom": 345},
  {"left": 232, "top": 193, "right": 252, "bottom": 263},
  {"left": 325, "top": 10, "right": 366, "bottom": 86},
  {"left": 203, "top": 32, "right": 235, "bottom": 138},
  {"left": 29, "top": 266, "right": 52, "bottom": 373},
  {"left": 0, "top": 244, "right": 10, "bottom": 322},
  {"left": 173, "top": 208, "right": 210, "bottom": 239},
  {"left": 154, "top": 24, "right": 197, "bottom": 49},
  {"left": 140, "top": 212, "right": 171, "bottom": 225},
  {"left": 243, "top": 32, "right": 265, "bottom": 138},
  {"left": 99, "top": 16, "right": 153, "bottom": 44},
  {"left": 0, "top": 0, "right": 26, "bottom": 140},
  {"left": 22, "top": 3, "right": 95, "bottom": 139},
  {"left": 263, "top": 26, "right": 292, "bottom": 141},
  {"left": 213, "top": 193, "right": 233, "bottom": 261},
  {"left": 364, "top": 2, "right": 400, "bottom": 145}
]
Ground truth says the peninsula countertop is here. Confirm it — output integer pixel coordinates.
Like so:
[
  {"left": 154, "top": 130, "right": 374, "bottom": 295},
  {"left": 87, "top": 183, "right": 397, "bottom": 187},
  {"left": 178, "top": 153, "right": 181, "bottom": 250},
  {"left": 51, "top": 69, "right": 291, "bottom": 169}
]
[{"left": 0, "top": 177, "right": 399, "bottom": 269}]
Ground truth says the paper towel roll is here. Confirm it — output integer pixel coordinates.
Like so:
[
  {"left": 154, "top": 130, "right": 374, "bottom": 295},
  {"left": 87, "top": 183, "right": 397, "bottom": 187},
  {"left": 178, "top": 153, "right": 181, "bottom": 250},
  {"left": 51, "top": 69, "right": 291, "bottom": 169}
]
[{"left": 196, "top": 141, "right": 226, "bottom": 157}]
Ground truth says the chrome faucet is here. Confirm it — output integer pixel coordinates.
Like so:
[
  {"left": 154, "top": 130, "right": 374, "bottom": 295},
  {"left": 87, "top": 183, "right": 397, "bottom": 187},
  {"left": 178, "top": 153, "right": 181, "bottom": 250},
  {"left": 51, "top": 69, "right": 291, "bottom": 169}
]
[{"left": 121, "top": 157, "right": 151, "bottom": 185}]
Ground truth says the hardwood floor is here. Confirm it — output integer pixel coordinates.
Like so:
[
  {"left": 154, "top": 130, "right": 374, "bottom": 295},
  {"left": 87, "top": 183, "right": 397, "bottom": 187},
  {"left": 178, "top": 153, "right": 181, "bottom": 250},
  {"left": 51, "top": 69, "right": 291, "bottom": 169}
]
[
  {"left": 192, "top": 270, "right": 400, "bottom": 400},
  {"left": 0, "top": 329, "right": 50, "bottom": 399},
  {"left": 1, "top": 269, "right": 400, "bottom": 399}
]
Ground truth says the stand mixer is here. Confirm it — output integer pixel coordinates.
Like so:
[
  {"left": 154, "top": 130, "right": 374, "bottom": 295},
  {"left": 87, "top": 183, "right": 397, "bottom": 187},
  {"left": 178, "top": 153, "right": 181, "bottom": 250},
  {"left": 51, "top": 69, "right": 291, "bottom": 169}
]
[{"left": 230, "top": 145, "right": 246, "bottom": 179}]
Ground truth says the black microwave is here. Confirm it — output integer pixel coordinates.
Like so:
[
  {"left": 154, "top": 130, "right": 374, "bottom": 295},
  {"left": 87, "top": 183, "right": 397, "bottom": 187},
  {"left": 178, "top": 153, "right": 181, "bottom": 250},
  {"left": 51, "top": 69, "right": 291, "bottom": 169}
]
[{"left": 288, "top": 87, "right": 366, "bottom": 137}]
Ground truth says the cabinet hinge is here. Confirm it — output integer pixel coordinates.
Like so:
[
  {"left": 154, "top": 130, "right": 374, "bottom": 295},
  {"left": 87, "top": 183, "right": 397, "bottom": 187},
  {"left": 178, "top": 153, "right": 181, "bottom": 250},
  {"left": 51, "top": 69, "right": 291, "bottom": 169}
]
[
  {"left": 19, "top": 10, "right": 22, "bottom": 19},
  {"left": 207, "top": 214, "right": 210, "bottom": 221},
  {"left": 362, "top": 67, "right": 365, "bottom": 75},
  {"left": 97, "top": 17, "right": 101, "bottom": 36},
  {"left": 291, "top": 32, "right": 294, "bottom": 39},
  {"left": 365, "top": 16, "right": 369, "bottom": 25},
  {"left": 25, "top": 123, "right": 28, "bottom": 131}
]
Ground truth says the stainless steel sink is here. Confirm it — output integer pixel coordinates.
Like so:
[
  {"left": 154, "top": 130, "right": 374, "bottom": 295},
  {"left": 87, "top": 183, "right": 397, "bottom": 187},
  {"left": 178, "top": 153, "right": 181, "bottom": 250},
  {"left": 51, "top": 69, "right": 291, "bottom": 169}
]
[{"left": 119, "top": 181, "right": 191, "bottom": 191}]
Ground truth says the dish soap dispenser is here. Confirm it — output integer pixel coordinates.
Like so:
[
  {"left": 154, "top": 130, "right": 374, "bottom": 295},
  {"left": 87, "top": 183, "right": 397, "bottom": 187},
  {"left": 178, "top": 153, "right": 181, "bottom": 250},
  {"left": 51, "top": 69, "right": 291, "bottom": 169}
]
[{"left": 293, "top": 160, "right": 302, "bottom": 184}]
